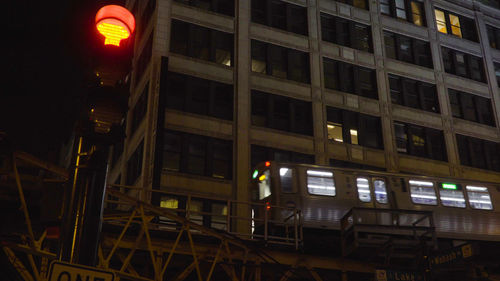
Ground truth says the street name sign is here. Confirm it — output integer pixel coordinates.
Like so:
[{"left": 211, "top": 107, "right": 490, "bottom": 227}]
[{"left": 48, "top": 261, "right": 115, "bottom": 281}]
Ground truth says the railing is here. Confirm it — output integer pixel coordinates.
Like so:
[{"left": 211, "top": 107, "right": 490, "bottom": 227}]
[{"left": 104, "top": 184, "right": 303, "bottom": 250}]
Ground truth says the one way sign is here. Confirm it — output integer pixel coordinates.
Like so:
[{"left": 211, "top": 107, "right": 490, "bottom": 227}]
[{"left": 48, "top": 261, "right": 114, "bottom": 281}]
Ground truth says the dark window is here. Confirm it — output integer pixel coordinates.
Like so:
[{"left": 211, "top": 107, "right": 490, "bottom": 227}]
[
  {"left": 434, "top": 8, "right": 478, "bottom": 42},
  {"left": 394, "top": 122, "right": 446, "bottom": 161},
  {"left": 380, "top": 0, "right": 426, "bottom": 26},
  {"left": 323, "top": 58, "right": 377, "bottom": 98},
  {"left": 326, "top": 107, "right": 383, "bottom": 149},
  {"left": 448, "top": 89, "right": 496, "bottom": 126},
  {"left": 388, "top": 74, "right": 439, "bottom": 113},
  {"left": 441, "top": 47, "right": 485, "bottom": 82},
  {"left": 251, "top": 40, "right": 310, "bottom": 83},
  {"left": 165, "top": 72, "right": 233, "bottom": 120},
  {"left": 130, "top": 83, "right": 149, "bottom": 135},
  {"left": 251, "top": 145, "right": 314, "bottom": 168},
  {"left": 137, "top": 0, "right": 156, "bottom": 41},
  {"left": 126, "top": 141, "right": 144, "bottom": 185},
  {"left": 335, "top": 0, "right": 368, "bottom": 10},
  {"left": 251, "top": 0, "right": 308, "bottom": 35},
  {"left": 457, "top": 134, "right": 500, "bottom": 172},
  {"left": 163, "top": 130, "right": 233, "bottom": 179},
  {"left": 174, "top": 0, "right": 235, "bottom": 17},
  {"left": 383, "top": 31, "right": 432, "bottom": 68},
  {"left": 487, "top": 25, "right": 500, "bottom": 50},
  {"left": 251, "top": 90, "right": 312, "bottom": 135},
  {"left": 135, "top": 32, "right": 154, "bottom": 84},
  {"left": 320, "top": 13, "right": 372, "bottom": 52},
  {"left": 171, "top": 20, "right": 234, "bottom": 66},
  {"left": 494, "top": 62, "right": 500, "bottom": 88}
]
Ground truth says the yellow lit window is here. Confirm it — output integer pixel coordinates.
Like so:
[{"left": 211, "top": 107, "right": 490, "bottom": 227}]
[
  {"left": 449, "top": 14, "right": 462, "bottom": 38},
  {"left": 350, "top": 129, "right": 359, "bottom": 145},
  {"left": 412, "top": 135, "right": 425, "bottom": 147},
  {"left": 251, "top": 59, "right": 266, "bottom": 73},
  {"left": 353, "top": 0, "right": 367, "bottom": 10},
  {"left": 411, "top": 2, "right": 423, "bottom": 26},
  {"left": 435, "top": 9, "right": 447, "bottom": 34},
  {"left": 327, "top": 122, "right": 343, "bottom": 143},
  {"left": 160, "top": 198, "right": 179, "bottom": 209}
]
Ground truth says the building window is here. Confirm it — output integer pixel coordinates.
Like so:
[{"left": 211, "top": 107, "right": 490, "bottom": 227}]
[
  {"left": 130, "top": 83, "right": 149, "bottom": 136},
  {"left": 163, "top": 130, "right": 233, "bottom": 179},
  {"left": 251, "top": 145, "right": 314, "bottom": 168},
  {"left": 170, "top": 20, "right": 234, "bottom": 66},
  {"left": 126, "top": 140, "right": 144, "bottom": 185},
  {"left": 456, "top": 134, "right": 500, "bottom": 172},
  {"left": 389, "top": 74, "right": 439, "bottom": 113},
  {"left": 394, "top": 121, "right": 447, "bottom": 161},
  {"left": 494, "top": 62, "right": 500, "bottom": 88},
  {"left": 251, "top": 90, "right": 313, "bottom": 135},
  {"left": 383, "top": 31, "right": 432, "bottom": 68},
  {"left": 434, "top": 9, "right": 477, "bottom": 42},
  {"left": 135, "top": 32, "right": 154, "bottom": 85},
  {"left": 448, "top": 89, "right": 495, "bottom": 126},
  {"left": 307, "top": 170, "right": 336, "bottom": 196},
  {"left": 441, "top": 47, "right": 485, "bottom": 83},
  {"left": 251, "top": 40, "right": 310, "bottom": 83},
  {"left": 323, "top": 58, "right": 377, "bottom": 99},
  {"left": 336, "top": 0, "right": 368, "bottom": 10},
  {"left": 164, "top": 72, "right": 233, "bottom": 120},
  {"left": 380, "top": 0, "right": 425, "bottom": 26},
  {"left": 327, "top": 107, "right": 383, "bottom": 149},
  {"left": 251, "top": 0, "right": 308, "bottom": 35},
  {"left": 487, "top": 25, "right": 500, "bottom": 50},
  {"left": 320, "top": 14, "right": 372, "bottom": 52},
  {"left": 174, "top": 0, "right": 234, "bottom": 17}
]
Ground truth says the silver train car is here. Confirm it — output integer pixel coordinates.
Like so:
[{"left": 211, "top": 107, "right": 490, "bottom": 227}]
[{"left": 251, "top": 161, "right": 500, "bottom": 242}]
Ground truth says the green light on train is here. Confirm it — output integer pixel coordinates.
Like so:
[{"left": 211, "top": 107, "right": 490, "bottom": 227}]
[
  {"left": 252, "top": 170, "right": 258, "bottom": 179},
  {"left": 442, "top": 183, "right": 457, "bottom": 190}
]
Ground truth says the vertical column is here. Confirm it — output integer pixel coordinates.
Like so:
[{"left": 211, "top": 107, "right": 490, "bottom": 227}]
[
  {"left": 424, "top": 1, "right": 460, "bottom": 177},
  {"left": 370, "top": 0, "right": 397, "bottom": 171},
  {"left": 235, "top": 0, "right": 251, "bottom": 233},
  {"left": 475, "top": 8, "right": 500, "bottom": 136},
  {"left": 308, "top": 0, "right": 328, "bottom": 165}
]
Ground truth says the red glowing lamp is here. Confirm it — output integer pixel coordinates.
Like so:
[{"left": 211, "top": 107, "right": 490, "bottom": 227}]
[{"left": 95, "top": 5, "right": 135, "bottom": 47}]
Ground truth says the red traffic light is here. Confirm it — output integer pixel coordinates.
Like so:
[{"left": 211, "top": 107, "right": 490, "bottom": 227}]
[{"left": 95, "top": 5, "right": 135, "bottom": 47}]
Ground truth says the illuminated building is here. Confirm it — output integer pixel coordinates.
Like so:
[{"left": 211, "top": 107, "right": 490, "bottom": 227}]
[{"left": 109, "top": 0, "right": 500, "bottom": 208}]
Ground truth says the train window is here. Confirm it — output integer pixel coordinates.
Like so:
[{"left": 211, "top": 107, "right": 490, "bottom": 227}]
[
  {"left": 357, "top": 177, "right": 371, "bottom": 202},
  {"left": 409, "top": 180, "right": 437, "bottom": 205},
  {"left": 466, "top": 186, "right": 493, "bottom": 210},
  {"left": 374, "top": 179, "right": 388, "bottom": 204},
  {"left": 307, "top": 169, "right": 336, "bottom": 196},
  {"left": 439, "top": 183, "right": 466, "bottom": 208},
  {"left": 258, "top": 170, "right": 271, "bottom": 200},
  {"left": 280, "top": 167, "right": 294, "bottom": 193}
]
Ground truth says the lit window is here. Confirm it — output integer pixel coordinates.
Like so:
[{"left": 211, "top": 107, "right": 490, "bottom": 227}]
[
  {"left": 258, "top": 170, "right": 271, "bottom": 200},
  {"left": 350, "top": 129, "right": 359, "bottom": 145},
  {"left": 280, "top": 167, "right": 294, "bottom": 193},
  {"left": 409, "top": 180, "right": 437, "bottom": 205},
  {"left": 449, "top": 14, "right": 462, "bottom": 38},
  {"left": 160, "top": 197, "right": 179, "bottom": 209},
  {"left": 466, "top": 185, "right": 493, "bottom": 210},
  {"left": 357, "top": 177, "right": 371, "bottom": 202},
  {"left": 327, "top": 122, "right": 343, "bottom": 142},
  {"left": 439, "top": 183, "right": 466, "bottom": 208},
  {"left": 411, "top": 2, "right": 423, "bottom": 26},
  {"left": 374, "top": 179, "right": 388, "bottom": 204},
  {"left": 435, "top": 9, "right": 447, "bottom": 34},
  {"left": 307, "top": 169, "right": 335, "bottom": 196}
]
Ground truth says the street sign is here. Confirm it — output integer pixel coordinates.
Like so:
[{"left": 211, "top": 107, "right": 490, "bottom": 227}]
[
  {"left": 376, "top": 269, "right": 424, "bottom": 281},
  {"left": 48, "top": 261, "right": 115, "bottom": 281},
  {"left": 430, "top": 243, "right": 475, "bottom": 269}
]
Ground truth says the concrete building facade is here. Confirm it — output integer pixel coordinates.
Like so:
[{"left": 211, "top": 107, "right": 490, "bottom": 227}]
[{"left": 110, "top": 0, "right": 500, "bottom": 206}]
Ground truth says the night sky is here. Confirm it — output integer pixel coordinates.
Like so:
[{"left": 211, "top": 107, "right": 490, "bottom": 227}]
[{"left": 3, "top": 0, "right": 132, "bottom": 162}]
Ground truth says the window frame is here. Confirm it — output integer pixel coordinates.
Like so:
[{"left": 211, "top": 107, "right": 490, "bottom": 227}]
[
  {"left": 441, "top": 47, "right": 485, "bottom": 83},
  {"left": 383, "top": 31, "right": 432, "bottom": 68},
  {"left": 320, "top": 13, "right": 373, "bottom": 52},
  {"left": 434, "top": 8, "right": 478, "bottom": 42},
  {"left": 251, "top": 0, "right": 309, "bottom": 36},
  {"left": 380, "top": 0, "right": 426, "bottom": 27}
]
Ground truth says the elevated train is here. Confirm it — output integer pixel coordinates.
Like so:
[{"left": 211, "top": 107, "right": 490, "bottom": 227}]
[{"left": 251, "top": 161, "right": 500, "bottom": 242}]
